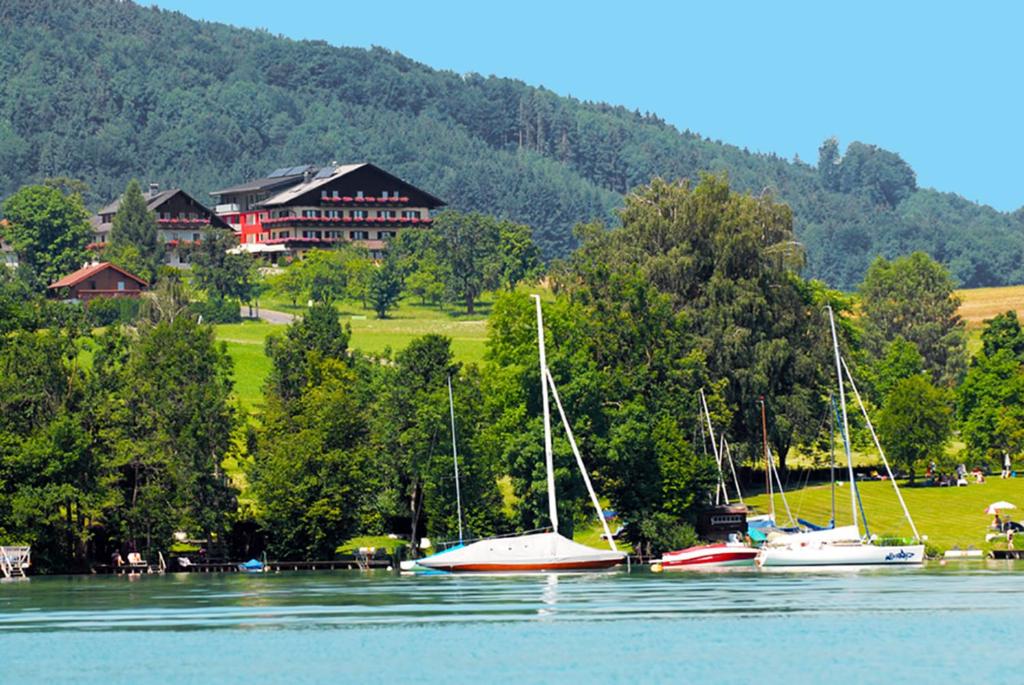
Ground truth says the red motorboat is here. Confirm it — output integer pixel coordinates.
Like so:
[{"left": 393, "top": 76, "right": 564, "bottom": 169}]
[{"left": 654, "top": 541, "right": 759, "bottom": 570}]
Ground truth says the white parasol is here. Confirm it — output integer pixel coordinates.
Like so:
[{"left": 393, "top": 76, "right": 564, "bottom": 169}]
[{"left": 985, "top": 501, "right": 1017, "bottom": 515}]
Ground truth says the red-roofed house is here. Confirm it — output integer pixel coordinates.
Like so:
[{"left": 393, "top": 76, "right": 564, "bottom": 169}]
[{"left": 48, "top": 262, "right": 148, "bottom": 302}]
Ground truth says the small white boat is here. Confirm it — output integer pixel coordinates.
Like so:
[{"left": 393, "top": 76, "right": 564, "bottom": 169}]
[
  {"left": 757, "top": 542, "right": 925, "bottom": 567},
  {"left": 655, "top": 541, "right": 759, "bottom": 569},
  {"left": 419, "top": 296, "right": 625, "bottom": 573}
]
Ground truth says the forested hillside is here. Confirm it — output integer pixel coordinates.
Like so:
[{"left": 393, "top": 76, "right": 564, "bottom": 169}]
[{"left": 2, "top": 0, "right": 1023, "bottom": 289}]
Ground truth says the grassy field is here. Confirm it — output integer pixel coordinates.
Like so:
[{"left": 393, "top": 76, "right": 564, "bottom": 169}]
[
  {"left": 957, "top": 284, "right": 1024, "bottom": 330},
  {"left": 745, "top": 476, "right": 1024, "bottom": 553},
  {"left": 216, "top": 298, "right": 493, "bottom": 407}
]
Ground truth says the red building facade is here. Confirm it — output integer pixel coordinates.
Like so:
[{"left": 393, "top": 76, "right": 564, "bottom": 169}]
[{"left": 211, "top": 163, "right": 444, "bottom": 260}]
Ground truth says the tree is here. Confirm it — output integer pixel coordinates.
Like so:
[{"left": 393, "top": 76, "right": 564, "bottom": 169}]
[
  {"left": 1, "top": 183, "right": 91, "bottom": 287},
  {"left": 369, "top": 256, "right": 403, "bottom": 319},
  {"left": 108, "top": 180, "right": 160, "bottom": 281},
  {"left": 877, "top": 374, "right": 952, "bottom": 481},
  {"left": 265, "top": 302, "right": 350, "bottom": 402},
  {"left": 97, "top": 317, "right": 237, "bottom": 552},
  {"left": 567, "top": 174, "right": 834, "bottom": 471},
  {"left": 958, "top": 347, "right": 1024, "bottom": 464},
  {"left": 497, "top": 220, "right": 541, "bottom": 291},
  {"left": 270, "top": 265, "right": 305, "bottom": 308},
  {"left": 250, "top": 358, "right": 379, "bottom": 559},
  {"left": 981, "top": 311, "right": 1024, "bottom": 359},
  {"left": 859, "top": 252, "right": 966, "bottom": 386},
  {"left": 434, "top": 210, "right": 501, "bottom": 314},
  {"left": 817, "top": 136, "right": 841, "bottom": 191},
  {"left": 191, "top": 228, "right": 258, "bottom": 305},
  {"left": 293, "top": 249, "right": 347, "bottom": 304},
  {"left": 866, "top": 337, "right": 924, "bottom": 404}
]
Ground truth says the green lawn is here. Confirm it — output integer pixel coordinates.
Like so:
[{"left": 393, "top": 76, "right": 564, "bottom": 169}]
[
  {"left": 215, "top": 288, "right": 556, "bottom": 408},
  {"left": 745, "top": 476, "right": 1024, "bottom": 553}
]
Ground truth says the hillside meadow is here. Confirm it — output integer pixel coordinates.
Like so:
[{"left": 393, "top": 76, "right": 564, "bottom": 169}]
[{"left": 745, "top": 476, "right": 1024, "bottom": 554}]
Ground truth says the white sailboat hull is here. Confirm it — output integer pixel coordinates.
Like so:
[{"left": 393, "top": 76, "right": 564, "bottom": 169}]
[
  {"left": 415, "top": 532, "right": 625, "bottom": 572},
  {"left": 757, "top": 542, "right": 925, "bottom": 567}
]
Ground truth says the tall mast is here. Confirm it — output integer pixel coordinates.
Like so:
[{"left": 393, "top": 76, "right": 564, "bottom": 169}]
[
  {"left": 533, "top": 295, "right": 558, "bottom": 534},
  {"left": 841, "top": 356, "right": 920, "bottom": 541},
  {"left": 760, "top": 397, "right": 774, "bottom": 523},
  {"left": 448, "top": 374, "right": 464, "bottom": 544},
  {"left": 827, "top": 305, "right": 859, "bottom": 536},
  {"left": 545, "top": 367, "right": 618, "bottom": 552},
  {"left": 829, "top": 394, "right": 836, "bottom": 528},
  {"left": 700, "top": 388, "right": 728, "bottom": 505}
]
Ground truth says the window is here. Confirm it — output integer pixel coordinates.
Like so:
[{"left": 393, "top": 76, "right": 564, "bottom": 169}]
[
  {"left": 378, "top": 231, "right": 396, "bottom": 239},
  {"left": 402, "top": 210, "right": 422, "bottom": 219},
  {"left": 350, "top": 231, "right": 369, "bottom": 240},
  {"left": 117, "top": 281, "right": 125, "bottom": 291},
  {"left": 332, "top": 190, "right": 340, "bottom": 198},
  {"left": 381, "top": 190, "right": 389, "bottom": 199},
  {"left": 193, "top": 233, "right": 201, "bottom": 241},
  {"left": 88, "top": 280, "right": 97, "bottom": 290},
  {"left": 378, "top": 210, "right": 396, "bottom": 219},
  {"left": 302, "top": 210, "right": 321, "bottom": 218},
  {"left": 321, "top": 190, "right": 328, "bottom": 199},
  {"left": 393, "top": 190, "right": 399, "bottom": 198},
  {"left": 326, "top": 210, "right": 340, "bottom": 218},
  {"left": 356, "top": 191, "right": 364, "bottom": 198},
  {"left": 351, "top": 210, "right": 368, "bottom": 219}
]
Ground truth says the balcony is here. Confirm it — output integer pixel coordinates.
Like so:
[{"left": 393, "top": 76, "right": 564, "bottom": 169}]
[
  {"left": 215, "top": 203, "right": 240, "bottom": 213},
  {"left": 157, "top": 218, "right": 212, "bottom": 227},
  {"left": 262, "top": 216, "right": 432, "bottom": 227},
  {"left": 319, "top": 195, "right": 410, "bottom": 206}
]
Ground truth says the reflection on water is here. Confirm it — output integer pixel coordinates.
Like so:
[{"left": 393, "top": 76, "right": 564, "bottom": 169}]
[
  {"left": 2, "top": 564, "right": 1024, "bottom": 683},
  {"left": 0, "top": 564, "right": 1023, "bottom": 631}
]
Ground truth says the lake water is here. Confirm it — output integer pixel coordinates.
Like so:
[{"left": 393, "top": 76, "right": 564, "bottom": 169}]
[{"left": 3, "top": 564, "right": 1024, "bottom": 684}]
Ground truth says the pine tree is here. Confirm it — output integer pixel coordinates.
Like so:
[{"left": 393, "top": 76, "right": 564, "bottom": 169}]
[{"left": 109, "top": 180, "right": 160, "bottom": 280}]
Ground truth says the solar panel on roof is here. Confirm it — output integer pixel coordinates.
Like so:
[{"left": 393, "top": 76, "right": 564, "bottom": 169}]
[
  {"left": 267, "top": 167, "right": 291, "bottom": 178},
  {"left": 313, "top": 167, "right": 334, "bottom": 179},
  {"left": 286, "top": 165, "right": 308, "bottom": 176}
]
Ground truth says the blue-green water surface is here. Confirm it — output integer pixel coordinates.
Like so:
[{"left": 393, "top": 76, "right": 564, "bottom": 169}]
[{"left": 3, "top": 564, "right": 1024, "bottom": 684}]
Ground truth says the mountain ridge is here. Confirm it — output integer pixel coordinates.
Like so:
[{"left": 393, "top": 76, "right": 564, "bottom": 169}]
[{"left": 1, "top": 0, "right": 1022, "bottom": 289}]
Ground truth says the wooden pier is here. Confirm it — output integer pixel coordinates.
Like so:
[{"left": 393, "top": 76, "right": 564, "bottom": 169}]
[{"left": 989, "top": 549, "right": 1024, "bottom": 560}]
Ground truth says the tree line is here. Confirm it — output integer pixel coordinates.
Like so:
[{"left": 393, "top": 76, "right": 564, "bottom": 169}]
[{"left": 2, "top": 172, "right": 1022, "bottom": 572}]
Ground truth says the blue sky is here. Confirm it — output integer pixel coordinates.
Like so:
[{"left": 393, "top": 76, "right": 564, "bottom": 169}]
[{"left": 154, "top": 1, "right": 1022, "bottom": 212}]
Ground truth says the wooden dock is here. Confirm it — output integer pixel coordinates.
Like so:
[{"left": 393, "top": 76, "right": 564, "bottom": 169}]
[
  {"left": 989, "top": 549, "right": 1024, "bottom": 560},
  {"left": 177, "top": 557, "right": 396, "bottom": 573}
]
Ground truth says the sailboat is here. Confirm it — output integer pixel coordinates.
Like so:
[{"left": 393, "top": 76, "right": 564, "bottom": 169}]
[
  {"left": 400, "top": 374, "right": 467, "bottom": 573},
  {"left": 756, "top": 306, "right": 925, "bottom": 567},
  {"left": 417, "top": 295, "right": 626, "bottom": 573},
  {"left": 653, "top": 389, "right": 760, "bottom": 570}
]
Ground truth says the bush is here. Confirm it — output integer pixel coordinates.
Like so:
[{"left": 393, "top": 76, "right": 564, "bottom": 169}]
[
  {"left": 636, "top": 513, "right": 699, "bottom": 556},
  {"left": 189, "top": 298, "right": 241, "bottom": 324},
  {"left": 85, "top": 296, "right": 141, "bottom": 326}
]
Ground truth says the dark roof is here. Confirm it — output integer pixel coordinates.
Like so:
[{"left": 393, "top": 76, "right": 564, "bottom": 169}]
[
  {"left": 257, "top": 162, "right": 445, "bottom": 208},
  {"left": 48, "top": 262, "right": 149, "bottom": 289},
  {"left": 97, "top": 188, "right": 178, "bottom": 216},
  {"left": 209, "top": 169, "right": 313, "bottom": 196},
  {"left": 95, "top": 188, "right": 230, "bottom": 229}
]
